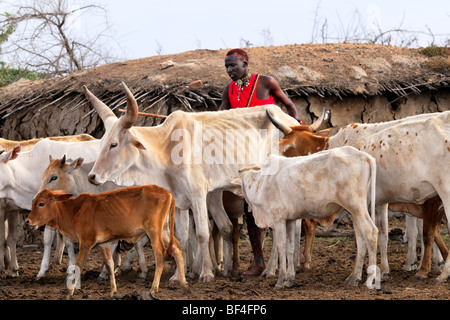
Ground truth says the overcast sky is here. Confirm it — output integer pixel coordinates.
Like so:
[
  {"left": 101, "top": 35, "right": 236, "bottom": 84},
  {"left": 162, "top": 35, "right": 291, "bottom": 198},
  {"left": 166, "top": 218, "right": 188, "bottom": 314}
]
[
  {"left": 96, "top": 0, "right": 449, "bottom": 60},
  {"left": 2, "top": 0, "right": 449, "bottom": 62}
]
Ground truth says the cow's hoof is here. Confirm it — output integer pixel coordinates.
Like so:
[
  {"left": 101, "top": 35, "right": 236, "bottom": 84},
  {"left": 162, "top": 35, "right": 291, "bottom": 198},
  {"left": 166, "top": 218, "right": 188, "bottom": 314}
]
[
  {"left": 149, "top": 289, "right": 159, "bottom": 298},
  {"left": 381, "top": 272, "right": 390, "bottom": 282},
  {"left": 274, "top": 284, "right": 284, "bottom": 291},
  {"left": 344, "top": 276, "right": 360, "bottom": 286},
  {"left": 285, "top": 278, "right": 297, "bottom": 288},
  {"left": 435, "top": 262, "right": 445, "bottom": 272},
  {"left": 35, "top": 274, "right": 45, "bottom": 281},
  {"left": 302, "top": 264, "right": 312, "bottom": 271},
  {"left": 199, "top": 273, "right": 214, "bottom": 282},
  {"left": 168, "top": 280, "right": 181, "bottom": 290},
  {"left": 187, "top": 271, "right": 196, "bottom": 280},
  {"left": 403, "top": 263, "right": 418, "bottom": 271},
  {"left": 433, "top": 275, "right": 448, "bottom": 285},
  {"left": 7, "top": 269, "right": 19, "bottom": 278},
  {"left": 182, "top": 284, "right": 192, "bottom": 294},
  {"left": 261, "top": 270, "right": 276, "bottom": 278},
  {"left": 414, "top": 273, "right": 428, "bottom": 280}
]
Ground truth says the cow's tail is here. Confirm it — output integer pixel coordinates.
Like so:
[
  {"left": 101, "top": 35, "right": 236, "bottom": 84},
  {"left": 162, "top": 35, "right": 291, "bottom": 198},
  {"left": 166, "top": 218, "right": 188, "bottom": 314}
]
[
  {"left": 369, "top": 155, "right": 377, "bottom": 222},
  {"left": 164, "top": 194, "right": 176, "bottom": 261}
]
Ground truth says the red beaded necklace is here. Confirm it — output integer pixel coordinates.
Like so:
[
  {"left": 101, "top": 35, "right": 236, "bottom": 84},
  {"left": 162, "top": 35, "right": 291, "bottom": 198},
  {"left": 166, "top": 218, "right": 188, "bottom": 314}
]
[{"left": 235, "top": 72, "right": 251, "bottom": 101}]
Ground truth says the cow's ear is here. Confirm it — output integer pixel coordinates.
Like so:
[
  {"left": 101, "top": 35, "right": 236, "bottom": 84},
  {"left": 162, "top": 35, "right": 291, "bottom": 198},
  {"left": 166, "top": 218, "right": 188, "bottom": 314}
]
[
  {"left": 54, "top": 194, "right": 73, "bottom": 202},
  {"left": 11, "top": 145, "right": 21, "bottom": 160},
  {"left": 2, "top": 145, "right": 21, "bottom": 162},
  {"left": 131, "top": 137, "right": 146, "bottom": 150},
  {"left": 231, "top": 178, "right": 242, "bottom": 186},
  {"left": 314, "top": 128, "right": 331, "bottom": 137},
  {"left": 128, "top": 131, "right": 146, "bottom": 150},
  {"left": 68, "top": 158, "right": 84, "bottom": 172},
  {"left": 275, "top": 140, "right": 294, "bottom": 153},
  {"left": 74, "top": 157, "right": 84, "bottom": 169}
]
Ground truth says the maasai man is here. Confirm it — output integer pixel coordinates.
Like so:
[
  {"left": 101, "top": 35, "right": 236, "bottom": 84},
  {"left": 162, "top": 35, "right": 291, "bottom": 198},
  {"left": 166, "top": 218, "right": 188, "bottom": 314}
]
[{"left": 219, "top": 48, "right": 301, "bottom": 276}]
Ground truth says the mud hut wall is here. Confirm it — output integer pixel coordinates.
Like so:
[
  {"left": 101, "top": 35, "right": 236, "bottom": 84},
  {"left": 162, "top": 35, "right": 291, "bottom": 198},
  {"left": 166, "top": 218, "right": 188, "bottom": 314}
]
[
  {"left": 290, "top": 88, "right": 450, "bottom": 134},
  {"left": 2, "top": 88, "right": 449, "bottom": 142}
]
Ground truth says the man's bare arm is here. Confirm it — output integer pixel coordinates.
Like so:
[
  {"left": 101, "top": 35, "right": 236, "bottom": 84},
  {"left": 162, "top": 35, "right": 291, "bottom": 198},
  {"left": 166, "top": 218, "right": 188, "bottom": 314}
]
[
  {"left": 218, "top": 84, "right": 231, "bottom": 111},
  {"left": 267, "top": 77, "right": 299, "bottom": 120}
]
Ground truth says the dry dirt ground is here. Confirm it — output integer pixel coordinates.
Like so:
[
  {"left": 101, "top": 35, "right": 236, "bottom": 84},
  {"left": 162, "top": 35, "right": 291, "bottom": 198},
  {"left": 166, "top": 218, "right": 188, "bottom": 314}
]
[{"left": 0, "top": 217, "right": 448, "bottom": 304}]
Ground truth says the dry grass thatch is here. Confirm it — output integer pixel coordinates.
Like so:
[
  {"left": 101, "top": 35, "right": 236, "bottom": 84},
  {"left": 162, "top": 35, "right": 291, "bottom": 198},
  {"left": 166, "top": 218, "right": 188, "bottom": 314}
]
[{"left": 0, "top": 43, "right": 448, "bottom": 121}]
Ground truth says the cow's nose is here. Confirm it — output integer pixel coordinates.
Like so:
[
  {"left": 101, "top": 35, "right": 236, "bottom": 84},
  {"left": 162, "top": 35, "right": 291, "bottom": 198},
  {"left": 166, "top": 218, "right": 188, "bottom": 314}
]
[{"left": 88, "top": 174, "right": 96, "bottom": 184}]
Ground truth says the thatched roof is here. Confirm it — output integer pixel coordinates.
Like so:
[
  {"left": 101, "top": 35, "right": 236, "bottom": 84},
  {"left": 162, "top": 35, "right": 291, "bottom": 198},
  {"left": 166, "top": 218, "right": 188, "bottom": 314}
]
[{"left": 0, "top": 43, "right": 449, "bottom": 122}]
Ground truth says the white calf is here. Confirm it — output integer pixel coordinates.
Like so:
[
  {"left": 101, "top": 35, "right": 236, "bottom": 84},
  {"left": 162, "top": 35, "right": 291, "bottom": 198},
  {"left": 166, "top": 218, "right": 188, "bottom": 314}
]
[{"left": 233, "top": 146, "right": 379, "bottom": 290}]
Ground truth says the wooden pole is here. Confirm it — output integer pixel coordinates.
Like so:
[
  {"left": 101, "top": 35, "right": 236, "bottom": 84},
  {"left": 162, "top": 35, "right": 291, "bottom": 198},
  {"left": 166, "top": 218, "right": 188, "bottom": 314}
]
[{"left": 118, "top": 109, "right": 167, "bottom": 119}]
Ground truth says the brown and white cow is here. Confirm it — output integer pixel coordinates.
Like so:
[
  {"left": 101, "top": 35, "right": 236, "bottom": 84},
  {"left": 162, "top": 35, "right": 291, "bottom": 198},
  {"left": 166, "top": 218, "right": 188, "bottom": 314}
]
[
  {"left": 26, "top": 186, "right": 189, "bottom": 298},
  {"left": 267, "top": 109, "right": 450, "bottom": 283}
]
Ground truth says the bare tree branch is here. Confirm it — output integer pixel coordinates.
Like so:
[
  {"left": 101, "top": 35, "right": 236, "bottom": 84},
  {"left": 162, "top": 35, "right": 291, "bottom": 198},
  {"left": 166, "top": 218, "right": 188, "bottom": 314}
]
[
  {"left": 0, "top": 0, "right": 123, "bottom": 76},
  {"left": 308, "top": 5, "right": 449, "bottom": 48}
]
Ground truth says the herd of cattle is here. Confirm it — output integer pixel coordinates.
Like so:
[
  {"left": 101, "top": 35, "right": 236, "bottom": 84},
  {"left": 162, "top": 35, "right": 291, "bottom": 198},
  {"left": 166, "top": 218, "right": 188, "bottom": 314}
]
[{"left": 0, "top": 82, "right": 449, "bottom": 298}]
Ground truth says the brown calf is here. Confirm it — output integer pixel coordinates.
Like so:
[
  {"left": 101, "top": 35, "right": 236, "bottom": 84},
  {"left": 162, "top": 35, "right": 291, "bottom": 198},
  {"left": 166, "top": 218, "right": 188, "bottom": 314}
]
[{"left": 26, "top": 186, "right": 189, "bottom": 298}]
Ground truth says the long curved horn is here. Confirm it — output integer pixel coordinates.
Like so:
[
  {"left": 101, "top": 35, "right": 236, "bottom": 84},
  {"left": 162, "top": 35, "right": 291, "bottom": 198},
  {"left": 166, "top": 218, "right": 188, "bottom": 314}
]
[
  {"left": 266, "top": 109, "right": 292, "bottom": 135},
  {"left": 118, "top": 82, "right": 138, "bottom": 129},
  {"left": 310, "top": 107, "right": 328, "bottom": 132},
  {"left": 84, "top": 86, "right": 117, "bottom": 124}
]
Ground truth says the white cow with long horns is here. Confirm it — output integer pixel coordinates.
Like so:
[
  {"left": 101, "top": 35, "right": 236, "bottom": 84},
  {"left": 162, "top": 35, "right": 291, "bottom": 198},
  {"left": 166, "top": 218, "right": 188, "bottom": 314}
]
[
  {"left": 267, "top": 109, "right": 450, "bottom": 283},
  {"left": 83, "top": 82, "right": 317, "bottom": 281}
]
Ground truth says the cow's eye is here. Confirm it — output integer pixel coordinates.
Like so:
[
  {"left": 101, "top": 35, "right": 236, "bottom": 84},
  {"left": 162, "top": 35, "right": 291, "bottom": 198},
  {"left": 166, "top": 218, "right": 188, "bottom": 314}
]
[
  {"left": 39, "top": 202, "right": 45, "bottom": 207},
  {"left": 50, "top": 176, "right": 58, "bottom": 182},
  {"left": 110, "top": 143, "right": 118, "bottom": 149}
]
